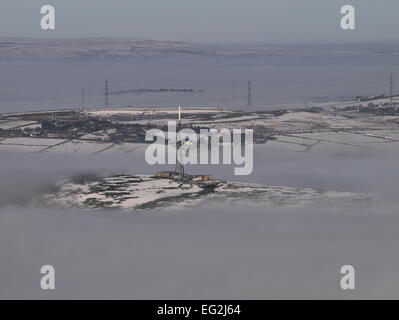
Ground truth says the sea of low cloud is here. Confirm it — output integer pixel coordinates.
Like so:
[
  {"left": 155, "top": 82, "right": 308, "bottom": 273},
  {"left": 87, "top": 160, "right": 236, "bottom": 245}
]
[
  {"left": 1, "top": 204, "right": 399, "bottom": 299},
  {"left": 1, "top": 148, "right": 399, "bottom": 298}
]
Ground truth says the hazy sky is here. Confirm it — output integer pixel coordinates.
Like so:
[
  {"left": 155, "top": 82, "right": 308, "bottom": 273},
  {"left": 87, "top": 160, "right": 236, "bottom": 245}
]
[{"left": 0, "top": 0, "right": 398, "bottom": 44}]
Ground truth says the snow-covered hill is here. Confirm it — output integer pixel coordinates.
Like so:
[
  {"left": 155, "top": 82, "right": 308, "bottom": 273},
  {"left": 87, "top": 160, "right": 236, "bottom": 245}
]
[
  {"left": 0, "top": 37, "right": 389, "bottom": 59},
  {"left": 34, "top": 174, "right": 373, "bottom": 211}
]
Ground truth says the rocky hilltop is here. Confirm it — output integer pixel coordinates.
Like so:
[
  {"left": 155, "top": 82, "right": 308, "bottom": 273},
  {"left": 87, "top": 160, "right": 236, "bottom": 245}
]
[{"left": 34, "top": 174, "right": 373, "bottom": 211}]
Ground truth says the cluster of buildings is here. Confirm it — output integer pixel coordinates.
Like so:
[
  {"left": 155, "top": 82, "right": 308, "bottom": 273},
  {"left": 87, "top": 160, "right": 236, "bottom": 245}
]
[{"left": 0, "top": 111, "right": 148, "bottom": 143}]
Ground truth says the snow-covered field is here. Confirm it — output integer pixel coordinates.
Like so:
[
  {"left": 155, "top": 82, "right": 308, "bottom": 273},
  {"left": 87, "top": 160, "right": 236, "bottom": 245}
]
[
  {"left": 99, "top": 143, "right": 147, "bottom": 154},
  {"left": 205, "top": 111, "right": 397, "bottom": 132},
  {"left": 0, "top": 120, "right": 39, "bottom": 130},
  {"left": 83, "top": 107, "right": 227, "bottom": 118},
  {"left": 42, "top": 140, "right": 113, "bottom": 154},
  {"left": 3, "top": 109, "right": 399, "bottom": 156},
  {"left": 0, "top": 144, "right": 46, "bottom": 152},
  {"left": 0, "top": 137, "right": 66, "bottom": 146},
  {"left": 265, "top": 130, "right": 399, "bottom": 155},
  {"left": 0, "top": 138, "right": 147, "bottom": 154}
]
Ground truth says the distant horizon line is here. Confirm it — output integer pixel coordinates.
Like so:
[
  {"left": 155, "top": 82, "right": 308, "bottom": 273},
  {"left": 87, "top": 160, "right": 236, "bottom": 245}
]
[{"left": 0, "top": 35, "right": 398, "bottom": 48}]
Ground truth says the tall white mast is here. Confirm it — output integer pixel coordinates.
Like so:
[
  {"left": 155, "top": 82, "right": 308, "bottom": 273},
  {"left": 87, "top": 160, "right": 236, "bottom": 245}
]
[{"left": 175, "top": 105, "right": 184, "bottom": 177}]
